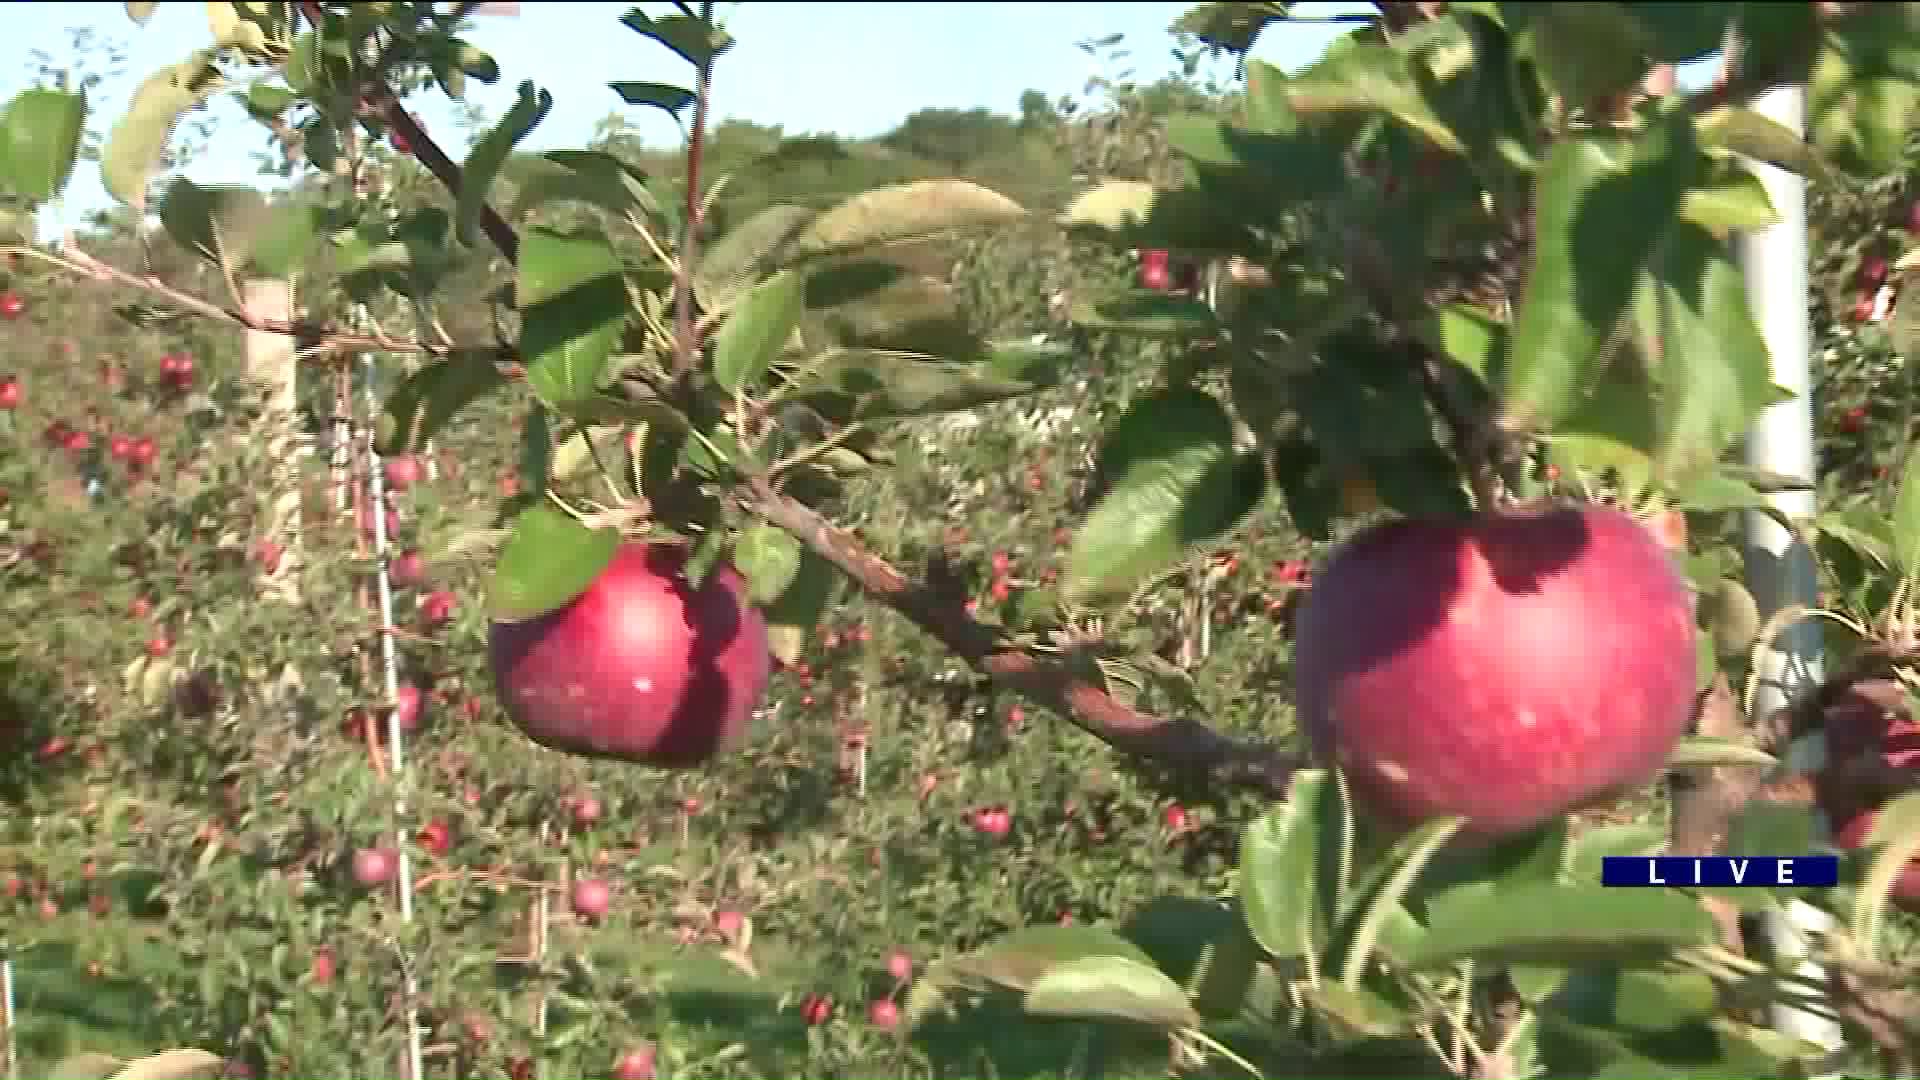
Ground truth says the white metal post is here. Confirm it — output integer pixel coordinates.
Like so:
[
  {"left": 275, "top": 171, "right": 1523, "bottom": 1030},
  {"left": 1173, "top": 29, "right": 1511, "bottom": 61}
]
[{"left": 1732, "top": 85, "right": 1843, "bottom": 1059}]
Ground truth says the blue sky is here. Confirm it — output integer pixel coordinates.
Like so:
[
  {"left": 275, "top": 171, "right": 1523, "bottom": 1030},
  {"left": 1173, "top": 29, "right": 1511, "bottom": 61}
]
[{"left": 0, "top": 3, "right": 1713, "bottom": 233}]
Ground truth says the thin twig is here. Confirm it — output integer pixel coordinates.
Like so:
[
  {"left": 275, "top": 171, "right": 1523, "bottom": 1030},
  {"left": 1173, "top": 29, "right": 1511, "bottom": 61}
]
[{"left": 671, "top": 1, "right": 718, "bottom": 379}]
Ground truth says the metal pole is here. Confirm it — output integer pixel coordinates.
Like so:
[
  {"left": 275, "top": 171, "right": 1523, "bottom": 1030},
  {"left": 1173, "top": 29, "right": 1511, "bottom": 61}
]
[
  {"left": 358, "top": 314, "right": 426, "bottom": 1080},
  {"left": 1732, "top": 84, "right": 1843, "bottom": 1060}
]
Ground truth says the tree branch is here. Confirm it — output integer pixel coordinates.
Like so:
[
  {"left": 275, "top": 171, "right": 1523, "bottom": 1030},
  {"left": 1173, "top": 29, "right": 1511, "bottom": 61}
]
[
  {"left": 739, "top": 473, "right": 1300, "bottom": 797},
  {"left": 671, "top": 1, "right": 717, "bottom": 379}
]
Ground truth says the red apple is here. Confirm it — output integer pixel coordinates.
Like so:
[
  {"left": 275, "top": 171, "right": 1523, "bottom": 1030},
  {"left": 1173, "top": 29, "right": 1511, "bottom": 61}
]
[
  {"left": 421, "top": 589, "right": 456, "bottom": 628},
  {"left": 389, "top": 548, "right": 428, "bottom": 588},
  {"left": 1907, "top": 200, "right": 1920, "bottom": 234},
  {"left": 1832, "top": 808, "right": 1920, "bottom": 913},
  {"left": 146, "top": 634, "right": 173, "bottom": 659},
  {"left": 1139, "top": 249, "right": 1172, "bottom": 292},
  {"left": 392, "top": 684, "right": 424, "bottom": 732},
  {"left": 383, "top": 455, "right": 423, "bottom": 492},
  {"left": 351, "top": 847, "right": 398, "bottom": 887},
  {"left": 611, "top": 1047, "right": 656, "bottom": 1080},
  {"left": 64, "top": 430, "right": 90, "bottom": 453},
  {"left": 0, "top": 378, "right": 19, "bottom": 409},
  {"left": 162, "top": 352, "right": 195, "bottom": 386},
  {"left": 487, "top": 542, "right": 772, "bottom": 767},
  {"left": 255, "top": 540, "right": 284, "bottom": 573},
  {"left": 868, "top": 998, "right": 901, "bottom": 1029},
  {"left": 713, "top": 909, "right": 744, "bottom": 939},
  {"left": 0, "top": 291, "right": 24, "bottom": 320},
  {"left": 358, "top": 502, "right": 402, "bottom": 541},
  {"left": 569, "top": 793, "right": 602, "bottom": 826},
  {"left": 971, "top": 807, "right": 1012, "bottom": 837},
  {"left": 570, "top": 877, "right": 612, "bottom": 919},
  {"left": 1860, "top": 255, "right": 1890, "bottom": 289},
  {"left": 885, "top": 949, "right": 912, "bottom": 982},
  {"left": 1293, "top": 504, "right": 1697, "bottom": 841},
  {"left": 1853, "top": 292, "right": 1877, "bottom": 323},
  {"left": 1164, "top": 805, "right": 1189, "bottom": 832},
  {"left": 311, "top": 947, "right": 337, "bottom": 985},
  {"left": 417, "top": 819, "right": 452, "bottom": 857},
  {"left": 109, "top": 435, "right": 132, "bottom": 461},
  {"left": 801, "top": 993, "right": 833, "bottom": 1026},
  {"left": 130, "top": 437, "right": 156, "bottom": 467}
]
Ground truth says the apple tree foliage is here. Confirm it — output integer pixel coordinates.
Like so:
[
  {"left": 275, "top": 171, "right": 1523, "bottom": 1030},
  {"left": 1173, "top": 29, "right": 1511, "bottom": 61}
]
[{"left": 6, "top": 1, "right": 1920, "bottom": 1078}]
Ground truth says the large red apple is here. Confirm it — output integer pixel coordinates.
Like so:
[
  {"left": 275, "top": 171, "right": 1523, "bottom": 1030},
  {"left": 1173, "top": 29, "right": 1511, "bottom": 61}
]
[
  {"left": 1293, "top": 504, "right": 1697, "bottom": 840},
  {"left": 1832, "top": 808, "right": 1920, "bottom": 913},
  {"left": 487, "top": 542, "right": 771, "bottom": 767}
]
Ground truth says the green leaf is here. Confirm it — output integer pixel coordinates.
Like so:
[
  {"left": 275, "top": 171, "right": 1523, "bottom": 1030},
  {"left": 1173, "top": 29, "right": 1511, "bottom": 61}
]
[
  {"left": 1549, "top": 967, "right": 1720, "bottom": 1036},
  {"left": 759, "top": 546, "right": 839, "bottom": 666},
  {"left": 1664, "top": 736, "right": 1776, "bottom": 772},
  {"left": 1647, "top": 223, "right": 1779, "bottom": 485},
  {"left": 732, "top": 524, "right": 801, "bottom": 607},
  {"left": 790, "top": 348, "right": 1043, "bottom": 421},
  {"left": 1057, "top": 179, "right": 1257, "bottom": 254},
  {"left": 102, "top": 52, "right": 225, "bottom": 210},
  {"left": 373, "top": 355, "right": 510, "bottom": 456},
  {"left": 1627, "top": 3, "right": 1736, "bottom": 62},
  {"left": 1566, "top": 822, "right": 1667, "bottom": 884},
  {"left": 1338, "top": 815, "right": 1462, "bottom": 988},
  {"left": 713, "top": 270, "right": 804, "bottom": 394},
  {"left": 158, "top": 178, "right": 270, "bottom": 269},
  {"left": 1301, "top": 981, "right": 1418, "bottom": 1041},
  {"left": 1068, "top": 292, "right": 1221, "bottom": 337},
  {"left": 0, "top": 88, "right": 86, "bottom": 202},
  {"left": 458, "top": 80, "right": 552, "bottom": 247},
  {"left": 1503, "top": 2, "right": 1652, "bottom": 106},
  {"left": 1425, "top": 302, "right": 1507, "bottom": 385},
  {"left": 1808, "top": 5, "right": 1920, "bottom": 178},
  {"left": 788, "top": 180, "right": 1025, "bottom": 262},
  {"left": 1238, "top": 769, "right": 1341, "bottom": 961},
  {"left": 1022, "top": 955, "right": 1199, "bottom": 1029},
  {"left": 1501, "top": 110, "right": 1697, "bottom": 433},
  {"left": 607, "top": 81, "right": 696, "bottom": 120},
  {"left": 693, "top": 203, "right": 818, "bottom": 311},
  {"left": 935, "top": 925, "right": 1157, "bottom": 995},
  {"left": 1401, "top": 883, "right": 1715, "bottom": 970},
  {"left": 620, "top": 8, "right": 734, "bottom": 68},
  {"left": 1064, "top": 388, "right": 1264, "bottom": 601},
  {"left": 1284, "top": 39, "right": 1465, "bottom": 153},
  {"left": 1696, "top": 106, "right": 1835, "bottom": 189},
  {"left": 507, "top": 150, "right": 657, "bottom": 225},
  {"left": 1679, "top": 164, "right": 1779, "bottom": 235},
  {"left": 489, "top": 504, "right": 620, "bottom": 623},
  {"left": 518, "top": 225, "right": 628, "bottom": 414},
  {"left": 519, "top": 404, "right": 553, "bottom": 500},
  {"left": 1890, "top": 445, "right": 1920, "bottom": 576},
  {"left": 1852, "top": 789, "right": 1920, "bottom": 948}
]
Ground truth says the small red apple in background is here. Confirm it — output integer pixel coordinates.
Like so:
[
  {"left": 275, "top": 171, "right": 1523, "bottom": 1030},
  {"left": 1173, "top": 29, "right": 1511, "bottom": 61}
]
[
  {"left": 487, "top": 542, "right": 771, "bottom": 767},
  {"left": 390, "top": 120, "right": 415, "bottom": 154},
  {"left": 568, "top": 793, "right": 602, "bottom": 826},
  {"left": 421, "top": 589, "right": 456, "bottom": 628},
  {"left": 389, "top": 548, "right": 428, "bottom": 588},
  {"left": 1164, "top": 805, "right": 1189, "bottom": 832},
  {"left": 1840, "top": 405, "right": 1869, "bottom": 434},
  {"left": 1832, "top": 808, "right": 1920, "bottom": 913},
  {"left": 1139, "top": 249, "right": 1172, "bottom": 292},
  {"left": 1859, "top": 254, "right": 1890, "bottom": 289},
  {"left": 357, "top": 502, "right": 402, "bottom": 541},
  {"left": 0, "top": 378, "right": 19, "bottom": 409},
  {"left": 1854, "top": 292, "right": 1878, "bottom": 322},
  {"left": 145, "top": 634, "right": 173, "bottom": 659},
  {"left": 129, "top": 596, "right": 151, "bottom": 619},
  {"left": 158, "top": 352, "right": 195, "bottom": 388},
  {"left": 868, "top": 998, "right": 900, "bottom": 1030},
  {"left": 971, "top": 806, "right": 1012, "bottom": 837},
  {"left": 1907, "top": 201, "right": 1920, "bottom": 233},
  {"left": 712, "top": 909, "right": 744, "bottom": 939},
  {"left": 351, "top": 847, "right": 398, "bottom": 887},
  {"left": 1294, "top": 505, "right": 1697, "bottom": 842},
  {"left": 392, "top": 684, "right": 424, "bottom": 732},
  {"left": 885, "top": 949, "right": 912, "bottom": 982},
  {"left": 130, "top": 436, "right": 156, "bottom": 467},
  {"left": 570, "top": 877, "right": 612, "bottom": 919},
  {"left": 0, "top": 291, "right": 24, "bottom": 320},
  {"left": 417, "top": 819, "right": 453, "bottom": 857},
  {"left": 64, "top": 430, "right": 91, "bottom": 453},
  {"left": 255, "top": 540, "right": 284, "bottom": 573},
  {"left": 801, "top": 993, "right": 833, "bottom": 1026},
  {"left": 383, "top": 455, "right": 423, "bottom": 492},
  {"left": 109, "top": 435, "right": 132, "bottom": 461},
  {"left": 611, "top": 1047, "right": 656, "bottom": 1080},
  {"left": 310, "top": 947, "right": 337, "bottom": 985}
]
